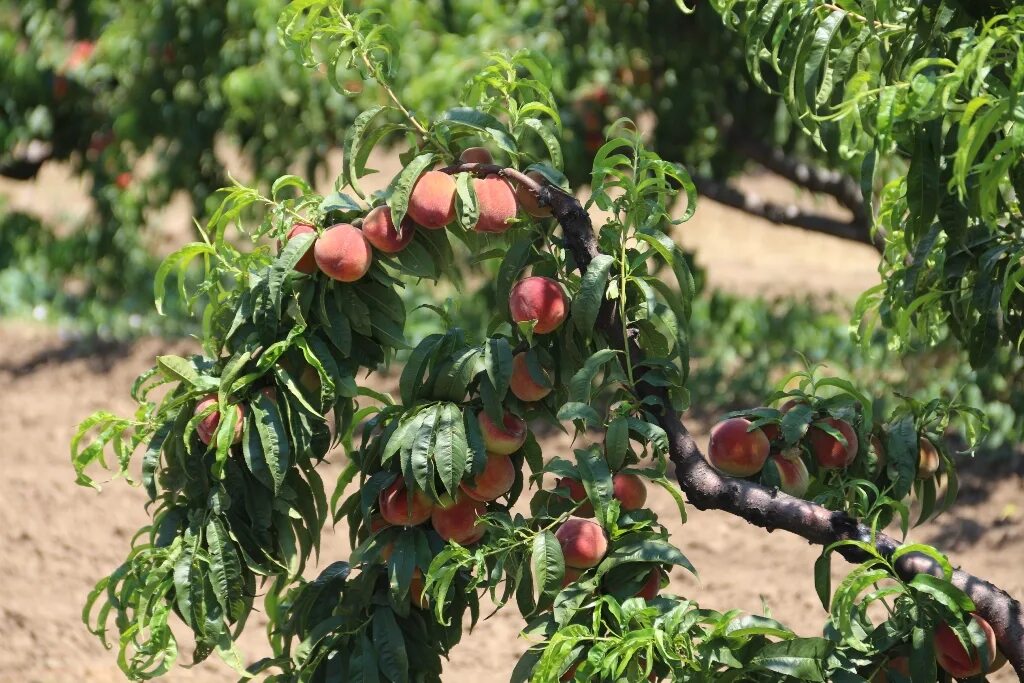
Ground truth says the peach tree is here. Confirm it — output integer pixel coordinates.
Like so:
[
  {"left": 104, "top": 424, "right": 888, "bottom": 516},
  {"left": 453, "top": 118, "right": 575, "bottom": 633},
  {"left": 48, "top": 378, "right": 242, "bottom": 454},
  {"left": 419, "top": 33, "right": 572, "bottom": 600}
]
[{"left": 71, "top": 3, "right": 1024, "bottom": 682}]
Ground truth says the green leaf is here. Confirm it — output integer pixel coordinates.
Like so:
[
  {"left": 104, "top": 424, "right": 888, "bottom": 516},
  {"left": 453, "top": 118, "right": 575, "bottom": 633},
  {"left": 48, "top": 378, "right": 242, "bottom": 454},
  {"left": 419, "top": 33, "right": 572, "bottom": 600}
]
[
  {"left": 434, "top": 403, "right": 468, "bottom": 498},
  {"left": 371, "top": 607, "right": 409, "bottom": 683},
  {"left": 598, "top": 538, "right": 695, "bottom": 576},
  {"left": 573, "top": 254, "right": 615, "bottom": 335},
  {"left": 439, "top": 107, "right": 518, "bottom": 154},
  {"left": 389, "top": 153, "right": 437, "bottom": 230},
  {"left": 484, "top": 337, "right": 514, "bottom": 401},
  {"left": 532, "top": 531, "right": 566, "bottom": 605},
  {"left": 750, "top": 638, "right": 832, "bottom": 681},
  {"left": 604, "top": 416, "right": 629, "bottom": 472}
]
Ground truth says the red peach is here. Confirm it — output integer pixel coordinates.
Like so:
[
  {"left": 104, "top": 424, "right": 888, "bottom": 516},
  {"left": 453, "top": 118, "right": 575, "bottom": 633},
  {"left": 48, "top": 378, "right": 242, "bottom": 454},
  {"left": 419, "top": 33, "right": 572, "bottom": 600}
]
[
  {"left": 409, "top": 569, "right": 428, "bottom": 609},
  {"left": 473, "top": 175, "right": 518, "bottom": 233},
  {"left": 808, "top": 417, "right": 859, "bottom": 469},
  {"left": 635, "top": 569, "right": 661, "bottom": 600},
  {"left": 766, "top": 452, "right": 810, "bottom": 497},
  {"left": 515, "top": 170, "right": 553, "bottom": 218},
  {"left": 362, "top": 206, "right": 415, "bottom": 254},
  {"left": 459, "top": 147, "right": 493, "bottom": 164},
  {"left": 478, "top": 410, "right": 528, "bottom": 455},
  {"left": 278, "top": 223, "right": 318, "bottom": 274},
  {"left": 509, "top": 276, "right": 569, "bottom": 334},
  {"left": 917, "top": 436, "right": 940, "bottom": 479},
  {"left": 871, "top": 656, "right": 910, "bottom": 683},
  {"left": 707, "top": 417, "right": 770, "bottom": 477},
  {"left": 408, "top": 171, "right": 456, "bottom": 229},
  {"left": 461, "top": 453, "right": 516, "bottom": 502},
  {"left": 509, "top": 352, "right": 552, "bottom": 402},
  {"left": 934, "top": 613, "right": 998, "bottom": 678},
  {"left": 194, "top": 395, "right": 244, "bottom": 446},
  {"left": 561, "top": 566, "right": 583, "bottom": 587},
  {"left": 555, "top": 477, "right": 594, "bottom": 517},
  {"left": 313, "top": 223, "right": 372, "bottom": 282},
  {"left": 431, "top": 494, "right": 486, "bottom": 545},
  {"left": 378, "top": 479, "right": 434, "bottom": 527},
  {"left": 555, "top": 517, "right": 608, "bottom": 569},
  {"left": 612, "top": 473, "right": 647, "bottom": 510}
]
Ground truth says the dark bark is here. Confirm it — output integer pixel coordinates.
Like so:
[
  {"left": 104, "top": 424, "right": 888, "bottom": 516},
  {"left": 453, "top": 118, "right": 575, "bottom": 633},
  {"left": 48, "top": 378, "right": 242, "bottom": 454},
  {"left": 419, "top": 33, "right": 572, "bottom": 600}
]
[{"left": 530, "top": 176, "right": 1024, "bottom": 679}]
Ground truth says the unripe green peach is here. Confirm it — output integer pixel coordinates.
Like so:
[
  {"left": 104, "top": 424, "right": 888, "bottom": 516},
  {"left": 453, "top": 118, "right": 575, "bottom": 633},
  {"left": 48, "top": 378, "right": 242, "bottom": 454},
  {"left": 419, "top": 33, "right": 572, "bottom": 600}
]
[
  {"left": 807, "top": 417, "right": 858, "bottom": 469},
  {"left": 509, "top": 352, "right": 552, "bottom": 402},
  {"left": 509, "top": 276, "right": 569, "bottom": 334},
  {"left": 378, "top": 479, "right": 434, "bottom": 527},
  {"left": 612, "top": 473, "right": 647, "bottom": 511},
  {"left": 555, "top": 517, "right": 608, "bottom": 569},
  {"left": 478, "top": 410, "right": 528, "bottom": 455},
  {"left": 362, "top": 206, "right": 415, "bottom": 254},
  {"left": 707, "top": 417, "right": 770, "bottom": 477},
  {"left": 461, "top": 453, "right": 516, "bottom": 502},
  {"left": 313, "top": 223, "right": 372, "bottom": 282},
  {"left": 473, "top": 175, "right": 518, "bottom": 233},
  {"left": 515, "top": 170, "right": 553, "bottom": 218},
  {"left": 278, "top": 223, "right": 318, "bottom": 274},
  {"left": 408, "top": 171, "right": 456, "bottom": 229}
]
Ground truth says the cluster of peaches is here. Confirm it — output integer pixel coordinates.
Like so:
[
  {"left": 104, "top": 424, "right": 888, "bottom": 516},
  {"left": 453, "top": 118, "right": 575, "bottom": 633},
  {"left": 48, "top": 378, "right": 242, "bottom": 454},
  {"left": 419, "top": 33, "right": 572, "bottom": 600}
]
[
  {"left": 278, "top": 147, "right": 552, "bottom": 284},
  {"left": 707, "top": 399, "right": 941, "bottom": 498}
]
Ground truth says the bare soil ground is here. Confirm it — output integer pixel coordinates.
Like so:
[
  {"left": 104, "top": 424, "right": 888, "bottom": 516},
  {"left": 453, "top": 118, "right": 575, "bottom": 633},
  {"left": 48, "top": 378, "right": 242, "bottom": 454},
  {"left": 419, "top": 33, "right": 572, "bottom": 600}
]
[{"left": 1, "top": 160, "right": 1021, "bottom": 682}]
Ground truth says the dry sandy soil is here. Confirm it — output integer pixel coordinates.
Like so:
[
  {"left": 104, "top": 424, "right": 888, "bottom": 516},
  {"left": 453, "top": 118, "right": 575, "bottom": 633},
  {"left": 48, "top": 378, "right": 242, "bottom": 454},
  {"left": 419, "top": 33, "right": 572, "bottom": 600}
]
[{"left": 1, "top": 159, "right": 1021, "bottom": 682}]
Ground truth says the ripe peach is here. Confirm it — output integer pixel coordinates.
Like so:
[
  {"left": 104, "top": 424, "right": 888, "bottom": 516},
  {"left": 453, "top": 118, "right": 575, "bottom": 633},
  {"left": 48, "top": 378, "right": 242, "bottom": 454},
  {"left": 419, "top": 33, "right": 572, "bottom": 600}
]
[
  {"left": 808, "top": 417, "right": 858, "bottom": 469},
  {"left": 459, "top": 147, "right": 493, "bottom": 164},
  {"left": 934, "top": 613, "right": 998, "bottom": 678},
  {"left": 378, "top": 478, "right": 434, "bottom": 527},
  {"left": 278, "top": 223, "right": 318, "bottom": 274},
  {"left": 478, "top": 410, "right": 528, "bottom": 454},
  {"left": 767, "top": 452, "right": 810, "bottom": 497},
  {"left": 362, "top": 206, "right": 415, "bottom": 254},
  {"left": 509, "top": 276, "right": 569, "bottom": 334},
  {"left": 408, "top": 170, "right": 456, "bottom": 229},
  {"left": 612, "top": 473, "right": 647, "bottom": 511},
  {"left": 635, "top": 569, "right": 661, "bottom": 600},
  {"left": 194, "top": 395, "right": 244, "bottom": 446},
  {"left": 431, "top": 494, "right": 486, "bottom": 545},
  {"left": 313, "top": 223, "right": 372, "bottom": 282},
  {"left": 473, "top": 175, "right": 518, "bottom": 233},
  {"left": 917, "top": 436, "right": 940, "bottom": 479},
  {"left": 555, "top": 517, "right": 608, "bottom": 569},
  {"left": 516, "top": 170, "right": 553, "bottom": 218},
  {"left": 509, "top": 352, "right": 552, "bottom": 402},
  {"left": 561, "top": 566, "right": 583, "bottom": 587},
  {"left": 409, "top": 569, "right": 428, "bottom": 609},
  {"left": 461, "top": 453, "right": 516, "bottom": 502},
  {"left": 871, "top": 656, "right": 909, "bottom": 683},
  {"left": 555, "top": 477, "right": 594, "bottom": 517},
  {"left": 707, "top": 417, "right": 770, "bottom": 477}
]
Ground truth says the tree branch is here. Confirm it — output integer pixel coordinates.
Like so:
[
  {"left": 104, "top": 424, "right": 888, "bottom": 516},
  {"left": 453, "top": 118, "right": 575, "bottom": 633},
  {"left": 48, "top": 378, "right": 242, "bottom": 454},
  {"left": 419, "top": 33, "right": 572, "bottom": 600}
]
[
  {"left": 693, "top": 174, "right": 882, "bottom": 250},
  {"left": 545, "top": 182, "right": 1024, "bottom": 679}
]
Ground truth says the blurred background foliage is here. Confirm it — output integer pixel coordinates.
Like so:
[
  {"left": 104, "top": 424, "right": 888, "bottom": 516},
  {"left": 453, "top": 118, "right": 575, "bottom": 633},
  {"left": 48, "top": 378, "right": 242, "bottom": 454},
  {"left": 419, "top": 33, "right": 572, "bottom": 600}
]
[{"left": 2, "top": 0, "right": 1022, "bottom": 450}]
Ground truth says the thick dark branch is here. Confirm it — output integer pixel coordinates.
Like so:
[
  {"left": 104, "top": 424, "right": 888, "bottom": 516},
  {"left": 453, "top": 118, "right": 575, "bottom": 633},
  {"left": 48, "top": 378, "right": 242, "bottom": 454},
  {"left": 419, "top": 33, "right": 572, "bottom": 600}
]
[
  {"left": 693, "top": 174, "right": 882, "bottom": 250},
  {"left": 547, "top": 181, "right": 1024, "bottom": 679}
]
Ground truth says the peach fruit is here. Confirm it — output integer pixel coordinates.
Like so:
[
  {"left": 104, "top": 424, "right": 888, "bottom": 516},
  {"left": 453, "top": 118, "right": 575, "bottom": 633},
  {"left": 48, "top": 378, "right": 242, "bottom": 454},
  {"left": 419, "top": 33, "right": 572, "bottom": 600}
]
[
  {"left": 555, "top": 476, "right": 594, "bottom": 517},
  {"left": 561, "top": 566, "right": 583, "bottom": 588},
  {"left": 473, "top": 175, "right": 518, "bottom": 233},
  {"left": 459, "top": 147, "right": 493, "bottom": 164},
  {"left": 408, "top": 171, "right": 456, "bottom": 229},
  {"left": 767, "top": 452, "right": 810, "bottom": 497},
  {"left": 194, "top": 395, "right": 244, "bottom": 446},
  {"left": 378, "top": 478, "right": 434, "bottom": 527},
  {"left": 807, "top": 417, "right": 859, "bottom": 469},
  {"left": 612, "top": 473, "right": 647, "bottom": 511},
  {"left": 917, "top": 436, "right": 940, "bottom": 479},
  {"left": 431, "top": 494, "right": 486, "bottom": 545},
  {"left": 555, "top": 517, "right": 608, "bottom": 569},
  {"left": 934, "top": 613, "right": 999, "bottom": 678},
  {"left": 516, "top": 170, "right": 553, "bottom": 218},
  {"left": 461, "top": 453, "right": 516, "bottom": 502},
  {"left": 362, "top": 206, "right": 415, "bottom": 254},
  {"left": 279, "top": 223, "right": 318, "bottom": 274},
  {"left": 509, "top": 276, "right": 569, "bottom": 334},
  {"left": 509, "top": 352, "right": 552, "bottom": 402},
  {"left": 635, "top": 568, "right": 661, "bottom": 600},
  {"left": 478, "top": 410, "right": 528, "bottom": 455},
  {"left": 313, "top": 223, "right": 372, "bottom": 282},
  {"left": 409, "top": 569, "right": 428, "bottom": 609},
  {"left": 871, "top": 656, "right": 909, "bottom": 683},
  {"left": 707, "top": 417, "right": 770, "bottom": 477}
]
